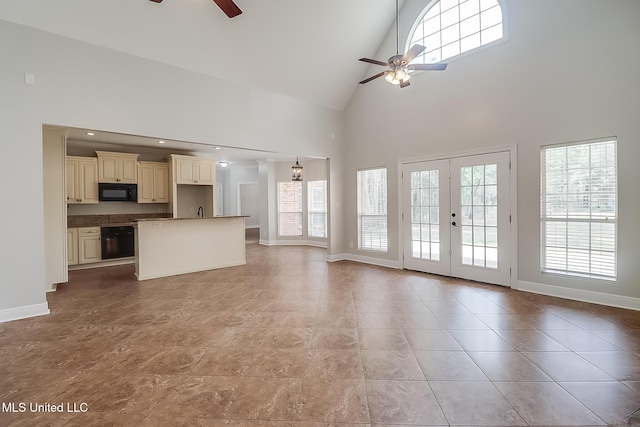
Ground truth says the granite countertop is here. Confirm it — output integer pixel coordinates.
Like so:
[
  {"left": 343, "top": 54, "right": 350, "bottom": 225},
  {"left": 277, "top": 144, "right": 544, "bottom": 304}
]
[{"left": 135, "top": 216, "right": 248, "bottom": 222}]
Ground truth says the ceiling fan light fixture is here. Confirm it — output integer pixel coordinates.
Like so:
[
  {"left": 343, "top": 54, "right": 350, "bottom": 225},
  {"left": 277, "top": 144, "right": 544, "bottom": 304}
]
[{"left": 384, "top": 68, "right": 410, "bottom": 85}]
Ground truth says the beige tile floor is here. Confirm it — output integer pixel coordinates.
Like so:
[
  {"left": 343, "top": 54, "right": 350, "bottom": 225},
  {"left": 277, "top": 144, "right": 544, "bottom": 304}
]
[{"left": 1, "top": 242, "right": 640, "bottom": 426}]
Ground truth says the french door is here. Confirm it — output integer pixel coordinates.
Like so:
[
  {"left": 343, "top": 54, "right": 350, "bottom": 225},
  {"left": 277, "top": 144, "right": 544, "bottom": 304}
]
[{"left": 402, "top": 152, "right": 511, "bottom": 286}]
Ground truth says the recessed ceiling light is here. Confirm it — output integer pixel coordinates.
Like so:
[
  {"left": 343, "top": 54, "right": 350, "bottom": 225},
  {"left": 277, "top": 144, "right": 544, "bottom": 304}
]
[
  {"left": 218, "top": 161, "right": 229, "bottom": 168},
  {"left": 215, "top": 147, "right": 221, "bottom": 150},
  {"left": 158, "top": 140, "right": 165, "bottom": 144},
  {"left": 86, "top": 132, "right": 95, "bottom": 136}
]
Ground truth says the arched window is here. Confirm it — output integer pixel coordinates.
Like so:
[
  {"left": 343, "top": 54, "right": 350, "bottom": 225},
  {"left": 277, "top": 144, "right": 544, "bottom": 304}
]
[{"left": 408, "top": 0, "right": 503, "bottom": 64}]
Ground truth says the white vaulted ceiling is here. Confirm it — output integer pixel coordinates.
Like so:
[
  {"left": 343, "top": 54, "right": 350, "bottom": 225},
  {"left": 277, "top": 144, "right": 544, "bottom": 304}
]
[{"left": 0, "top": 0, "right": 404, "bottom": 110}]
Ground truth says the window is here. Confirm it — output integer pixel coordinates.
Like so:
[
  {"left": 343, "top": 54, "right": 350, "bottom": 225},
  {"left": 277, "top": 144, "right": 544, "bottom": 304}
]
[
  {"left": 278, "top": 181, "right": 303, "bottom": 236},
  {"left": 308, "top": 180, "right": 327, "bottom": 238},
  {"left": 408, "top": 0, "right": 503, "bottom": 64},
  {"left": 357, "top": 168, "right": 388, "bottom": 251},
  {"left": 540, "top": 139, "right": 617, "bottom": 280}
]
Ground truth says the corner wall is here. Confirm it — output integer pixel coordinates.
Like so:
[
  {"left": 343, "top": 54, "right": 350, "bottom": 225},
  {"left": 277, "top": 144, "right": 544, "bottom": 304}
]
[{"left": 343, "top": 0, "right": 640, "bottom": 305}]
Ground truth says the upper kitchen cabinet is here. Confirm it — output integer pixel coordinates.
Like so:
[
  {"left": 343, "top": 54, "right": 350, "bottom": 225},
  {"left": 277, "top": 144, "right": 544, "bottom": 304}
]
[
  {"left": 172, "top": 155, "right": 214, "bottom": 185},
  {"left": 138, "top": 161, "right": 169, "bottom": 203},
  {"left": 66, "top": 156, "right": 99, "bottom": 204},
  {"left": 96, "top": 151, "right": 139, "bottom": 183},
  {"left": 169, "top": 154, "right": 216, "bottom": 218}
]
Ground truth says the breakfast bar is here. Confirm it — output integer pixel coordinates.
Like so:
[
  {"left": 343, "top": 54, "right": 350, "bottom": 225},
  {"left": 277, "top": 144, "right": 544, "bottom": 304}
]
[{"left": 134, "top": 216, "right": 246, "bottom": 281}]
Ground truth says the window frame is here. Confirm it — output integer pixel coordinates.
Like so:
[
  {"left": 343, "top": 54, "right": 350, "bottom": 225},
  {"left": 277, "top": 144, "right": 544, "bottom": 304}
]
[
  {"left": 277, "top": 181, "right": 303, "bottom": 237},
  {"left": 357, "top": 167, "right": 388, "bottom": 252},
  {"left": 307, "top": 180, "right": 328, "bottom": 238},
  {"left": 406, "top": 0, "right": 506, "bottom": 65},
  {"left": 540, "top": 138, "right": 618, "bottom": 281}
]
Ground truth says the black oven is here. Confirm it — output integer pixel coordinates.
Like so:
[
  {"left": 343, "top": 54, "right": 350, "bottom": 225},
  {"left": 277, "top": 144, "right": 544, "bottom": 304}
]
[
  {"left": 101, "top": 226, "right": 135, "bottom": 259},
  {"left": 99, "top": 183, "right": 137, "bottom": 202}
]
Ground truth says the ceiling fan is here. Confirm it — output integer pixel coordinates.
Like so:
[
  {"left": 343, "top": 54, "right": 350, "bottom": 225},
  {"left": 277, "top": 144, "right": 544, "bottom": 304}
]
[
  {"left": 359, "top": 0, "right": 446, "bottom": 88},
  {"left": 148, "top": 0, "right": 242, "bottom": 19}
]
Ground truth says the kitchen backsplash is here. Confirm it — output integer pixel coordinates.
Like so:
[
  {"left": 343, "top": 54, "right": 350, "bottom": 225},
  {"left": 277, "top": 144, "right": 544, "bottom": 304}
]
[
  {"left": 67, "top": 202, "right": 168, "bottom": 216},
  {"left": 68, "top": 213, "right": 173, "bottom": 228}
]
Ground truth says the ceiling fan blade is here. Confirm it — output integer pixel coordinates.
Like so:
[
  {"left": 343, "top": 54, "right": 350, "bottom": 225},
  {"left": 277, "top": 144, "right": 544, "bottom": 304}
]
[
  {"left": 212, "top": 0, "right": 242, "bottom": 18},
  {"left": 359, "top": 58, "right": 390, "bottom": 67},
  {"left": 148, "top": 0, "right": 163, "bottom": 3},
  {"left": 359, "top": 72, "right": 386, "bottom": 85},
  {"left": 409, "top": 63, "right": 448, "bottom": 71},
  {"left": 400, "top": 80, "right": 411, "bottom": 88},
  {"left": 402, "top": 44, "right": 426, "bottom": 63}
]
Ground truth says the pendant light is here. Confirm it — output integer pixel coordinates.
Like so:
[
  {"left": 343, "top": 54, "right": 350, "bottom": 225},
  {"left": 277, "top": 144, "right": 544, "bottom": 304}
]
[{"left": 291, "top": 157, "right": 303, "bottom": 181}]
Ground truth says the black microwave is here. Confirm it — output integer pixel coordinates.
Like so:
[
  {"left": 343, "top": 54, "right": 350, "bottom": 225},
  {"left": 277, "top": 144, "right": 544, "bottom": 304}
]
[{"left": 98, "top": 183, "right": 138, "bottom": 202}]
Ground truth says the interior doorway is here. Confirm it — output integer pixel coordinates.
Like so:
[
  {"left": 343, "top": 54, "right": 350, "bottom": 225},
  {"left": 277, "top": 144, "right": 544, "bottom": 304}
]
[{"left": 402, "top": 151, "right": 512, "bottom": 286}]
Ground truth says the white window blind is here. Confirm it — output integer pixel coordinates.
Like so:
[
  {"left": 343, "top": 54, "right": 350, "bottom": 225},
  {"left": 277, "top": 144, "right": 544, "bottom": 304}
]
[
  {"left": 278, "top": 181, "right": 303, "bottom": 236},
  {"left": 357, "top": 168, "right": 388, "bottom": 251},
  {"left": 540, "top": 139, "right": 617, "bottom": 280},
  {"left": 308, "top": 180, "right": 327, "bottom": 238}
]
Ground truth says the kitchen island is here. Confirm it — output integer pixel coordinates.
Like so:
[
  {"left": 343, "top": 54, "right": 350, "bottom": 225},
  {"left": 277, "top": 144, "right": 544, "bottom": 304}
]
[{"left": 134, "top": 216, "right": 246, "bottom": 281}]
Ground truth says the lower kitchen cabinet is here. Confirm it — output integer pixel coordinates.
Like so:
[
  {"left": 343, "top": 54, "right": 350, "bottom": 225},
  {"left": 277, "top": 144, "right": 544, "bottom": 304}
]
[
  {"left": 68, "top": 227, "right": 101, "bottom": 265},
  {"left": 67, "top": 228, "right": 79, "bottom": 266}
]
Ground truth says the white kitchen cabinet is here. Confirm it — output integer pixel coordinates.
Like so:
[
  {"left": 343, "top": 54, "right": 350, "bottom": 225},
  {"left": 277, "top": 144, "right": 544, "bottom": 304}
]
[
  {"left": 96, "top": 151, "right": 139, "bottom": 183},
  {"left": 174, "top": 155, "right": 214, "bottom": 185},
  {"left": 66, "top": 156, "right": 99, "bottom": 204},
  {"left": 78, "top": 227, "right": 101, "bottom": 264},
  {"left": 138, "top": 161, "right": 169, "bottom": 203},
  {"left": 67, "top": 228, "right": 79, "bottom": 266}
]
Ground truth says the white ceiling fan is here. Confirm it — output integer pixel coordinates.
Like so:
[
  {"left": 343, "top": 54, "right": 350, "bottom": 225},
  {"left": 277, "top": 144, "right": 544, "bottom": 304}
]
[{"left": 359, "top": 0, "right": 447, "bottom": 88}]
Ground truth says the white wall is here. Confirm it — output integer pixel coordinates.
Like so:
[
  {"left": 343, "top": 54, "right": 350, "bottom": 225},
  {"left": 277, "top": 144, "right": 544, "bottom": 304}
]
[
  {"left": 219, "top": 163, "right": 259, "bottom": 217},
  {"left": 0, "top": 20, "right": 344, "bottom": 320},
  {"left": 239, "top": 184, "right": 260, "bottom": 228},
  {"left": 343, "top": 0, "right": 640, "bottom": 303}
]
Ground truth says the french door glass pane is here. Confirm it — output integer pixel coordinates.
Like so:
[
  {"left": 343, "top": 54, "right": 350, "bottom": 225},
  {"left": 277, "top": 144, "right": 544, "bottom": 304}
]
[
  {"left": 410, "top": 169, "right": 440, "bottom": 260},
  {"left": 460, "top": 163, "right": 498, "bottom": 268}
]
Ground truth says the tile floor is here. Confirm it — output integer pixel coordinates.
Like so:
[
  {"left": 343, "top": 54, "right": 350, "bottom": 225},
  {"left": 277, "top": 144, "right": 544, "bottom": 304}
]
[{"left": 1, "top": 242, "right": 640, "bottom": 426}]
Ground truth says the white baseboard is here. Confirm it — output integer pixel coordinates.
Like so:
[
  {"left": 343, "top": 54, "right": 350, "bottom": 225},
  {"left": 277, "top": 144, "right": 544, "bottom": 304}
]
[
  {"left": 517, "top": 280, "right": 640, "bottom": 311},
  {"left": 69, "top": 257, "right": 135, "bottom": 271},
  {"left": 0, "top": 303, "right": 50, "bottom": 323},
  {"left": 259, "top": 239, "right": 327, "bottom": 248},
  {"left": 327, "top": 252, "right": 402, "bottom": 269}
]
